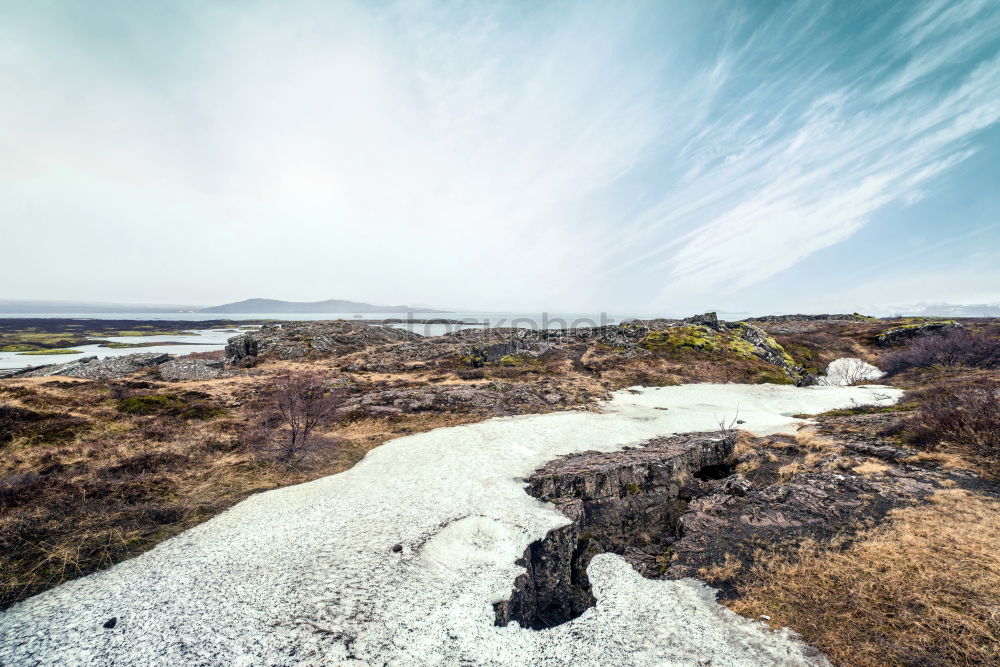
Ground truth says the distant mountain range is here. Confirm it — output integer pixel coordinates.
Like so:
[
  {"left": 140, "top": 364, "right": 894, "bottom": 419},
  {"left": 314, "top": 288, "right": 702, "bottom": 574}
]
[
  {"left": 198, "top": 298, "right": 442, "bottom": 314},
  {"left": 0, "top": 298, "right": 443, "bottom": 315},
  {"left": 2, "top": 298, "right": 997, "bottom": 317},
  {"left": 867, "top": 302, "right": 1000, "bottom": 318}
]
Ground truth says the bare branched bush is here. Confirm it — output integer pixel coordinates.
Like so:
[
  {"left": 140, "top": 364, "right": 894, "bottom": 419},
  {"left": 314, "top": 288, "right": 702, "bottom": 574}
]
[
  {"left": 840, "top": 358, "right": 880, "bottom": 384},
  {"left": 252, "top": 373, "right": 347, "bottom": 464},
  {"left": 881, "top": 329, "right": 1000, "bottom": 375},
  {"left": 717, "top": 409, "right": 741, "bottom": 446}
]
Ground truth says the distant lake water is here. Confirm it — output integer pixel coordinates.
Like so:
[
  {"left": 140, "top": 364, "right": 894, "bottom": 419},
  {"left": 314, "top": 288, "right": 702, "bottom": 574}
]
[{"left": 0, "top": 312, "right": 642, "bottom": 372}]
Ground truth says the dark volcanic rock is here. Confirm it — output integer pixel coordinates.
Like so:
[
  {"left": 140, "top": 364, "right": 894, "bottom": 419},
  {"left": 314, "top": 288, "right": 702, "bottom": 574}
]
[
  {"left": 496, "top": 426, "right": 963, "bottom": 629},
  {"left": 343, "top": 383, "right": 562, "bottom": 417},
  {"left": 157, "top": 359, "right": 233, "bottom": 381},
  {"left": 746, "top": 314, "right": 872, "bottom": 323},
  {"left": 683, "top": 311, "right": 721, "bottom": 331},
  {"left": 225, "top": 321, "right": 423, "bottom": 361},
  {"left": 12, "top": 353, "right": 171, "bottom": 380},
  {"left": 732, "top": 322, "right": 801, "bottom": 378},
  {"left": 495, "top": 433, "right": 733, "bottom": 629},
  {"left": 665, "top": 466, "right": 940, "bottom": 592},
  {"left": 875, "top": 321, "right": 963, "bottom": 347}
]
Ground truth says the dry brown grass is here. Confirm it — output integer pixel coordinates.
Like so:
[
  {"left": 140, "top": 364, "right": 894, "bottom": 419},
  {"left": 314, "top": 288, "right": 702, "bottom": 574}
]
[
  {"left": 776, "top": 462, "right": 802, "bottom": 482},
  {"left": 698, "top": 552, "right": 743, "bottom": 583},
  {"left": 906, "top": 450, "right": 978, "bottom": 471},
  {"left": 730, "top": 489, "right": 1000, "bottom": 666},
  {"left": 793, "top": 428, "right": 841, "bottom": 453},
  {"left": 0, "top": 375, "right": 489, "bottom": 609},
  {"left": 851, "top": 459, "right": 890, "bottom": 476}
]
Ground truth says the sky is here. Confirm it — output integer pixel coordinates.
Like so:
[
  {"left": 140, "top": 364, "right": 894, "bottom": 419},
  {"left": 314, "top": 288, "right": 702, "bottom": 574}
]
[{"left": 2, "top": 0, "right": 999, "bottom": 315}]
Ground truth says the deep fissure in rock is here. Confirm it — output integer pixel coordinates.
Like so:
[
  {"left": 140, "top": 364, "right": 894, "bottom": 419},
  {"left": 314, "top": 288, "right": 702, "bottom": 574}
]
[{"left": 494, "top": 434, "right": 733, "bottom": 629}]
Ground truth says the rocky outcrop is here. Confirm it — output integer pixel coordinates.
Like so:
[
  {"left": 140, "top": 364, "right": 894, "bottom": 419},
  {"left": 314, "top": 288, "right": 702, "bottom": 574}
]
[
  {"left": 225, "top": 321, "right": 423, "bottom": 361},
  {"left": 875, "top": 320, "right": 963, "bottom": 347},
  {"left": 343, "top": 383, "right": 568, "bottom": 417},
  {"left": 157, "top": 359, "right": 233, "bottom": 381},
  {"left": 683, "top": 311, "right": 721, "bottom": 331},
  {"left": 732, "top": 321, "right": 801, "bottom": 378},
  {"left": 747, "top": 313, "right": 874, "bottom": 322},
  {"left": 665, "top": 457, "right": 943, "bottom": 590},
  {"left": 10, "top": 353, "right": 171, "bottom": 380},
  {"left": 495, "top": 434, "right": 733, "bottom": 629},
  {"left": 496, "top": 423, "right": 963, "bottom": 629}
]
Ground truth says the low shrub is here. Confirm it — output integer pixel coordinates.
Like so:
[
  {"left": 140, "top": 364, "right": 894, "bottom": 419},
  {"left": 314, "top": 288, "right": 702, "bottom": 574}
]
[
  {"left": 117, "top": 394, "right": 182, "bottom": 415},
  {"left": 116, "top": 393, "right": 227, "bottom": 420},
  {"left": 0, "top": 405, "right": 86, "bottom": 445},
  {"left": 903, "top": 381, "right": 1000, "bottom": 474},
  {"left": 881, "top": 329, "right": 1000, "bottom": 375}
]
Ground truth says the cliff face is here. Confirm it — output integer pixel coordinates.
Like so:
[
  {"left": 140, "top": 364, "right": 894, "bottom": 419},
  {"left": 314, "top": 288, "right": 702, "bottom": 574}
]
[{"left": 495, "top": 434, "right": 733, "bottom": 629}]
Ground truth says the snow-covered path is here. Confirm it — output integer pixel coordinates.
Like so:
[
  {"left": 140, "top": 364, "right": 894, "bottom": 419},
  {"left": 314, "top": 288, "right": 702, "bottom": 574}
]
[{"left": 0, "top": 384, "right": 900, "bottom": 666}]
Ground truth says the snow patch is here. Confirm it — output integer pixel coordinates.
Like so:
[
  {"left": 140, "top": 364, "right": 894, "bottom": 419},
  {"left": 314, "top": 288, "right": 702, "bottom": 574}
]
[{"left": 0, "top": 384, "right": 898, "bottom": 665}]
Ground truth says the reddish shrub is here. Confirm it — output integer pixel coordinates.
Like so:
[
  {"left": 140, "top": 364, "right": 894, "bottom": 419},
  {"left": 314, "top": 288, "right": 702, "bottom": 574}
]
[
  {"left": 251, "top": 373, "right": 347, "bottom": 464},
  {"left": 904, "top": 381, "right": 1000, "bottom": 473},
  {"left": 881, "top": 329, "right": 1000, "bottom": 375}
]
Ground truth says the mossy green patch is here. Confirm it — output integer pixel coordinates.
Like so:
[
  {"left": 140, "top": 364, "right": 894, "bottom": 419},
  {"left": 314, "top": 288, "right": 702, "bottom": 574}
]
[
  {"left": 781, "top": 342, "right": 820, "bottom": 375},
  {"left": 726, "top": 336, "right": 758, "bottom": 359},
  {"left": 116, "top": 394, "right": 228, "bottom": 420},
  {"left": 16, "top": 348, "right": 82, "bottom": 355},
  {"left": 795, "top": 403, "right": 915, "bottom": 418},
  {"left": 0, "top": 344, "right": 41, "bottom": 352},
  {"left": 879, "top": 319, "right": 956, "bottom": 337},
  {"left": 748, "top": 367, "right": 795, "bottom": 385},
  {"left": 764, "top": 334, "right": 797, "bottom": 367},
  {"left": 101, "top": 341, "right": 162, "bottom": 349},
  {"left": 117, "top": 394, "right": 184, "bottom": 415},
  {"left": 110, "top": 330, "right": 197, "bottom": 337},
  {"left": 641, "top": 326, "right": 717, "bottom": 352}
]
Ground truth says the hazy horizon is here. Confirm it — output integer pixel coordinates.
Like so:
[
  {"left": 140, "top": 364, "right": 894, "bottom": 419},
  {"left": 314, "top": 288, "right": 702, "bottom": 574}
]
[{"left": 3, "top": 1, "right": 999, "bottom": 313}]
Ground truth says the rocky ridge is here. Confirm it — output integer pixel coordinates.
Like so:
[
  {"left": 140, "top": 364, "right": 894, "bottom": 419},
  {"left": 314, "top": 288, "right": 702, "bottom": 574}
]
[
  {"left": 225, "top": 321, "right": 422, "bottom": 361},
  {"left": 875, "top": 320, "right": 963, "bottom": 347},
  {"left": 9, "top": 353, "right": 171, "bottom": 380},
  {"left": 496, "top": 421, "right": 978, "bottom": 629}
]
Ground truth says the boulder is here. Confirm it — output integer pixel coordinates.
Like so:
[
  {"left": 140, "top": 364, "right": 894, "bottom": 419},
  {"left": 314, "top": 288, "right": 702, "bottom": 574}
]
[{"left": 683, "top": 311, "right": 721, "bottom": 331}]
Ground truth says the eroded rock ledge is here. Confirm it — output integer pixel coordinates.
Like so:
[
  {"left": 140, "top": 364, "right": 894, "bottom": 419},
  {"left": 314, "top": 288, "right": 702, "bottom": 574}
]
[
  {"left": 494, "top": 434, "right": 733, "bottom": 629},
  {"left": 496, "top": 426, "right": 964, "bottom": 630}
]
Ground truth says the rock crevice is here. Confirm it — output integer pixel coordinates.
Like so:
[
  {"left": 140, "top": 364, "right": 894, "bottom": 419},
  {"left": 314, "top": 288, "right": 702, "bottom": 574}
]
[{"left": 494, "top": 434, "right": 733, "bottom": 629}]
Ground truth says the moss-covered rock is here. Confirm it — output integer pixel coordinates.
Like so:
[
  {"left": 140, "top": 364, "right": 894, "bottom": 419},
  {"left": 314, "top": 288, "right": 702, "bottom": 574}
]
[
  {"left": 641, "top": 326, "right": 717, "bottom": 352},
  {"left": 875, "top": 320, "right": 961, "bottom": 347}
]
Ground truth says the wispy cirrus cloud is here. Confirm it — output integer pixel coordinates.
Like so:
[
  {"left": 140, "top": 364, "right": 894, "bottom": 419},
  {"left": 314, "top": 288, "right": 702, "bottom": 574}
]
[
  {"left": 1, "top": 1, "right": 998, "bottom": 312},
  {"left": 594, "top": 0, "right": 1000, "bottom": 310}
]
